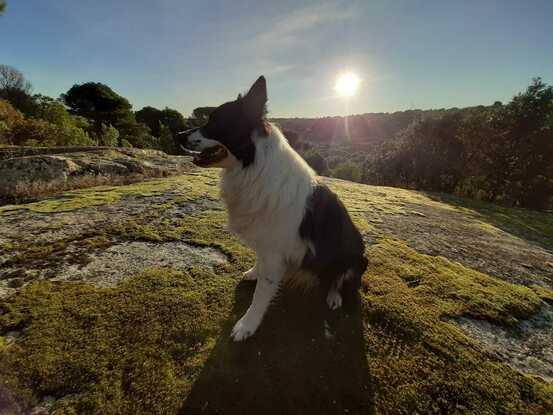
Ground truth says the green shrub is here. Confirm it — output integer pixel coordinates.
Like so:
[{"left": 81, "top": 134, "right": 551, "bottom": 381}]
[
  {"left": 158, "top": 124, "right": 177, "bottom": 154},
  {"left": 10, "top": 118, "right": 93, "bottom": 147},
  {"left": 332, "top": 160, "right": 362, "bottom": 182},
  {"left": 96, "top": 123, "right": 119, "bottom": 146},
  {"left": 120, "top": 139, "right": 133, "bottom": 148},
  {"left": 0, "top": 99, "right": 24, "bottom": 144},
  {"left": 303, "top": 149, "right": 328, "bottom": 175}
]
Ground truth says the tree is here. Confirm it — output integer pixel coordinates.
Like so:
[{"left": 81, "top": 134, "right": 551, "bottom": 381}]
[
  {"left": 332, "top": 161, "right": 362, "bottom": 182},
  {"left": 283, "top": 129, "right": 300, "bottom": 149},
  {"left": 136, "top": 106, "right": 163, "bottom": 136},
  {"left": 0, "top": 99, "right": 24, "bottom": 144},
  {"left": 303, "top": 149, "right": 328, "bottom": 175},
  {"left": 190, "top": 107, "right": 216, "bottom": 126},
  {"left": 158, "top": 123, "right": 178, "bottom": 154},
  {"left": 0, "top": 64, "right": 37, "bottom": 115},
  {"left": 135, "top": 106, "right": 187, "bottom": 137},
  {"left": 34, "top": 96, "right": 73, "bottom": 127},
  {"left": 116, "top": 119, "right": 156, "bottom": 148},
  {"left": 160, "top": 107, "right": 187, "bottom": 135},
  {"left": 96, "top": 123, "right": 119, "bottom": 146},
  {"left": 9, "top": 117, "right": 94, "bottom": 147},
  {"left": 0, "top": 1, "right": 5, "bottom": 14},
  {"left": 500, "top": 78, "right": 553, "bottom": 208},
  {"left": 62, "top": 82, "right": 133, "bottom": 131}
]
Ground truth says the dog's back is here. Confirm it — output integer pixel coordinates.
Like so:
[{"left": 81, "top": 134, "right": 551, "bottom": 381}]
[{"left": 299, "top": 183, "right": 368, "bottom": 293}]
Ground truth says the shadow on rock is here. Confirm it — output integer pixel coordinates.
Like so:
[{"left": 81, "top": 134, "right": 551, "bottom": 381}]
[{"left": 181, "top": 280, "right": 375, "bottom": 415}]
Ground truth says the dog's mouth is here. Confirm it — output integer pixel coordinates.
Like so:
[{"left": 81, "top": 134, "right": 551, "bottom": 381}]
[{"left": 182, "top": 145, "right": 228, "bottom": 167}]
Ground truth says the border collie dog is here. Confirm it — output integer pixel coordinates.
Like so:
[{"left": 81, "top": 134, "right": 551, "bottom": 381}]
[{"left": 176, "top": 76, "right": 367, "bottom": 341}]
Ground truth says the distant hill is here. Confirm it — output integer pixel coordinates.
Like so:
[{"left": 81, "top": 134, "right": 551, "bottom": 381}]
[{"left": 272, "top": 109, "right": 447, "bottom": 145}]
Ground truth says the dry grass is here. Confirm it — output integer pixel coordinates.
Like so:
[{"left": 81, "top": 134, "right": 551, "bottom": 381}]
[{"left": 0, "top": 168, "right": 186, "bottom": 205}]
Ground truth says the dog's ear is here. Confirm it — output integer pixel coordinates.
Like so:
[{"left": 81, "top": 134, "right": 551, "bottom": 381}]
[{"left": 243, "top": 76, "right": 267, "bottom": 119}]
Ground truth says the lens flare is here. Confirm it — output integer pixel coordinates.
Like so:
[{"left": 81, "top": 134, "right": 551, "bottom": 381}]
[{"left": 335, "top": 72, "right": 360, "bottom": 97}]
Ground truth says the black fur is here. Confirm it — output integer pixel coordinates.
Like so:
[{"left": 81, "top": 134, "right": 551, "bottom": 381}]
[
  {"left": 299, "top": 184, "right": 368, "bottom": 291},
  {"left": 175, "top": 76, "right": 268, "bottom": 168}
]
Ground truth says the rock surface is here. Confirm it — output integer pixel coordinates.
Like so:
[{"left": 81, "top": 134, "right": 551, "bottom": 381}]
[
  {"left": 0, "top": 146, "right": 191, "bottom": 202},
  {"left": 0, "top": 153, "right": 552, "bottom": 414}
]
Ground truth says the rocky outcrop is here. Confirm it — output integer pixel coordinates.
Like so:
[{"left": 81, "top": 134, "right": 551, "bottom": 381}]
[{"left": 0, "top": 147, "right": 191, "bottom": 202}]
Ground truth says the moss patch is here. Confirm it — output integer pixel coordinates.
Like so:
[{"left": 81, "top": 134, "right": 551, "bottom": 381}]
[
  {"left": 0, "top": 268, "right": 234, "bottom": 414},
  {"left": 426, "top": 192, "right": 553, "bottom": 250},
  {"left": 364, "top": 239, "right": 542, "bottom": 326},
  {"left": 360, "top": 239, "right": 550, "bottom": 414},
  {"left": 0, "top": 169, "right": 220, "bottom": 215}
]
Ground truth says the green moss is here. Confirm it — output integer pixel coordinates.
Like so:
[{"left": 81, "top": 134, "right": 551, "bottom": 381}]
[
  {"left": 364, "top": 239, "right": 542, "bottom": 326},
  {"left": 360, "top": 239, "right": 550, "bottom": 414},
  {"left": 427, "top": 192, "right": 553, "bottom": 250},
  {"left": 531, "top": 285, "right": 553, "bottom": 304},
  {"left": 0, "top": 268, "right": 235, "bottom": 414}
]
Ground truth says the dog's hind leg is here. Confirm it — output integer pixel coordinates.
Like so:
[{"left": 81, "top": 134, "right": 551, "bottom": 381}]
[
  {"left": 326, "top": 269, "right": 354, "bottom": 311},
  {"left": 231, "top": 256, "right": 283, "bottom": 341},
  {"left": 326, "top": 276, "right": 344, "bottom": 310}
]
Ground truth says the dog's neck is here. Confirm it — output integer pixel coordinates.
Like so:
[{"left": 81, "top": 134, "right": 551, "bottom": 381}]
[{"left": 220, "top": 124, "right": 316, "bottom": 220}]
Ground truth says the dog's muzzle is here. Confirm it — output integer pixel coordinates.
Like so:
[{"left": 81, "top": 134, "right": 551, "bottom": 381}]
[{"left": 174, "top": 128, "right": 200, "bottom": 155}]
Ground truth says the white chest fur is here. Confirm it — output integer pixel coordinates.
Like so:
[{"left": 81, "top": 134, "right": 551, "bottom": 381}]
[{"left": 220, "top": 125, "right": 316, "bottom": 263}]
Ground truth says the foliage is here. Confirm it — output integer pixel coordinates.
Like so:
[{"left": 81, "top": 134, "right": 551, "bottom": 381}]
[
  {"left": 302, "top": 149, "right": 328, "bottom": 175},
  {"left": 0, "top": 96, "right": 93, "bottom": 146},
  {"left": 135, "top": 106, "right": 187, "bottom": 153},
  {"left": 116, "top": 119, "right": 156, "bottom": 148},
  {"left": 0, "top": 65, "right": 37, "bottom": 115},
  {"left": 9, "top": 117, "right": 94, "bottom": 147},
  {"left": 363, "top": 78, "right": 553, "bottom": 209},
  {"left": 332, "top": 160, "right": 362, "bottom": 182},
  {"left": 96, "top": 123, "right": 119, "bottom": 146},
  {"left": 288, "top": 78, "right": 552, "bottom": 209},
  {"left": 0, "top": 1, "right": 5, "bottom": 14},
  {"left": 136, "top": 106, "right": 187, "bottom": 137},
  {"left": 135, "top": 106, "right": 163, "bottom": 136},
  {"left": 62, "top": 82, "right": 133, "bottom": 129},
  {"left": 190, "top": 106, "right": 216, "bottom": 127},
  {"left": 0, "top": 99, "right": 27, "bottom": 145},
  {"left": 34, "top": 95, "right": 77, "bottom": 128},
  {"left": 158, "top": 123, "right": 178, "bottom": 154},
  {"left": 120, "top": 138, "right": 133, "bottom": 148}
]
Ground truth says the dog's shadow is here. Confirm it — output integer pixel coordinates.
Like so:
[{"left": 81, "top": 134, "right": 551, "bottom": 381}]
[{"left": 181, "top": 281, "right": 375, "bottom": 414}]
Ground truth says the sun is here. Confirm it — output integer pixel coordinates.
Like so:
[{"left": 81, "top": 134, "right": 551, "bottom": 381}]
[{"left": 335, "top": 72, "right": 360, "bottom": 97}]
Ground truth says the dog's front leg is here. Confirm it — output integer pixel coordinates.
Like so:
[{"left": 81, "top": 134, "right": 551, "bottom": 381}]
[{"left": 231, "top": 257, "right": 283, "bottom": 341}]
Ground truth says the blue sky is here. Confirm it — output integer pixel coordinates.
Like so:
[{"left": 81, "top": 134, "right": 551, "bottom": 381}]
[{"left": 1, "top": 0, "right": 552, "bottom": 117}]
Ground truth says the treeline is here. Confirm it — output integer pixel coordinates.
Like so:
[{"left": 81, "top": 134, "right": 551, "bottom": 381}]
[
  {"left": 368, "top": 79, "right": 553, "bottom": 209},
  {"left": 0, "top": 64, "right": 198, "bottom": 153},
  {"left": 285, "top": 79, "right": 553, "bottom": 210},
  {"left": 275, "top": 110, "right": 441, "bottom": 146}
]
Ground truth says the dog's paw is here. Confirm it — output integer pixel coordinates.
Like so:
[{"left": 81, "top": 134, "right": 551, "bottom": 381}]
[
  {"left": 231, "top": 315, "right": 259, "bottom": 342},
  {"left": 242, "top": 266, "right": 258, "bottom": 281},
  {"left": 326, "top": 290, "right": 342, "bottom": 310}
]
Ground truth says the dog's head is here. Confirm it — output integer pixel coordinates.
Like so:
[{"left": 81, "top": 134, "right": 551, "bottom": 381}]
[{"left": 176, "top": 76, "right": 269, "bottom": 168}]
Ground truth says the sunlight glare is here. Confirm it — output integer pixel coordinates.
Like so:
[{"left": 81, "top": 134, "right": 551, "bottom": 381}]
[{"left": 335, "top": 72, "right": 360, "bottom": 97}]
